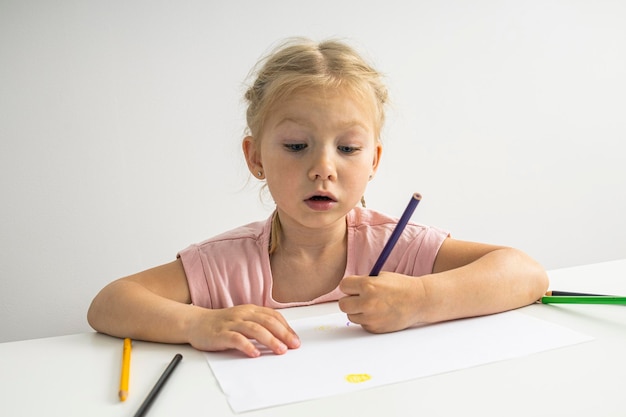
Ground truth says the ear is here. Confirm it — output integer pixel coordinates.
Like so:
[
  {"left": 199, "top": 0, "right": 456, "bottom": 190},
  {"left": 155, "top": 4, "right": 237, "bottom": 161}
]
[
  {"left": 369, "top": 141, "right": 383, "bottom": 179},
  {"left": 242, "top": 136, "right": 263, "bottom": 177}
]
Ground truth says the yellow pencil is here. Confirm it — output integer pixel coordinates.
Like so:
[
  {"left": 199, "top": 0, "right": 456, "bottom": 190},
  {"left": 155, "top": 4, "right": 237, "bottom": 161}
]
[{"left": 119, "top": 338, "right": 131, "bottom": 402}]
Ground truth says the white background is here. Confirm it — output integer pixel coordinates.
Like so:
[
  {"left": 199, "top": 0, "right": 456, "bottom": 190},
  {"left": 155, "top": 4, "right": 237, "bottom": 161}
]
[{"left": 1, "top": 0, "right": 624, "bottom": 343}]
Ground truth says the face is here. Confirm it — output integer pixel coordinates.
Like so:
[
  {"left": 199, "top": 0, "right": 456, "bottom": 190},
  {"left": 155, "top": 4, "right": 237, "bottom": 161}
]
[{"left": 243, "top": 88, "right": 382, "bottom": 232}]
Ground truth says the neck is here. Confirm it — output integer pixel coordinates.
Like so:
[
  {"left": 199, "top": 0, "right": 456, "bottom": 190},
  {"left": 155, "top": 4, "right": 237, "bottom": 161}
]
[{"left": 271, "top": 210, "right": 347, "bottom": 259}]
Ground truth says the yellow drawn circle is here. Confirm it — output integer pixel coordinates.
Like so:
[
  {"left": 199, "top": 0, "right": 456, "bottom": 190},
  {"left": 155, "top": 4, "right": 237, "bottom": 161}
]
[{"left": 345, "top": 373, "right": 372, "bottom": 383}]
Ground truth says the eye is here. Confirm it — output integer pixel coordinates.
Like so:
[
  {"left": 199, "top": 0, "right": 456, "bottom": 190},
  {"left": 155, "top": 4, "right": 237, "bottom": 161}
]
[
  {"left": 284, "top": 143, "right": 307, "bottom": 152},
  {"left": 338, "top": 145, "right": 361, "bottom": 154}
]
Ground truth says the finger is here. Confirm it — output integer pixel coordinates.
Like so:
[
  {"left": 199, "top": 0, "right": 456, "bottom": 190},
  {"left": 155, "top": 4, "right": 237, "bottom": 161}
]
[
  {"left": 235, "top": 321, "right": 290, "bottom": 356},
  {"left": 251, "top": 308, "right": 301, "bottom": 349},
  {"left": 223, "top": 331, "right": 263, "bottom": 358},
  {"left": 264, "top": 310, "right": 301, "bottom": 348},
  {"left": 338, "top": 294, "right": 362, "bottom": 315},
  {"left": 200, "top": 307, "right": 300, "bottom": 356},
  {"left": 345, "top": 312, "right": 365, "bottom": 326},
  {"left": 338, "top": 275, "right": 362, "bottom": 295},
  {"left": 346, "top": 312, "right": 387, "bottom": 333},
  {"left": 192, "top": 327, "right": 263, "bottom": 358},
  {"left": 233, "top": 309, "right": 301, "bottom": 354},
  {"left": 229, "top": 306, "right": 300, "bottom": 349}
]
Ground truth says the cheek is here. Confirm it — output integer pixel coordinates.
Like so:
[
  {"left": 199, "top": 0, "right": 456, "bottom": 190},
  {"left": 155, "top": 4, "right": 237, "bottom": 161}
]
[
  {"left": 265, "top": 166, "right": 300, "bottom": 196},
  {"left": 345, "top": 159, "right": 375, "bottom": 182},
  {"left": 266, "top": 156, "right": 298, "bottom": 180}
]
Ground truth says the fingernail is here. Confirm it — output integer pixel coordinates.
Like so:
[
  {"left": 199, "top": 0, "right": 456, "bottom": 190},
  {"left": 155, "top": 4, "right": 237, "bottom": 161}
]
[{"left": 292, "top": 336, "right": 301, "bottom": 348}]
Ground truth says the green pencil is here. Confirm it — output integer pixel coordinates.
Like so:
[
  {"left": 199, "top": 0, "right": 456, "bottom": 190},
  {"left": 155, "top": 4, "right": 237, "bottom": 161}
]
[{"left": 541, "top": 296, "right": 626, "bottom": 305}]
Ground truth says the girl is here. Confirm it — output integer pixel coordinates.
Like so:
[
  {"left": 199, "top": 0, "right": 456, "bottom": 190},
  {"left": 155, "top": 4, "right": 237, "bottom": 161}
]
[{"left": 88, "top": 38, "right": 548, "bottom": 358}]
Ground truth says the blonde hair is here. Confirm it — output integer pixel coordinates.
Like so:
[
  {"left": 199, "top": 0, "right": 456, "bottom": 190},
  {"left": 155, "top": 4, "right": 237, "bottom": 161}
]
[{"left": 243, "top": 38, "right": 388, "bottom": 254}]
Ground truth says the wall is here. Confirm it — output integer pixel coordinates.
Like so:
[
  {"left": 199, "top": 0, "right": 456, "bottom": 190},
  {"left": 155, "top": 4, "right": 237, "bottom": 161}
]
[{"left": 1, "top": 0, "right": 625, "bottom": 342}]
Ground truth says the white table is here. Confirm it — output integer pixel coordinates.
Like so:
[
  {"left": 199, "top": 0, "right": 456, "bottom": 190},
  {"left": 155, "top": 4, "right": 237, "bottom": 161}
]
[{"left": 2, "top": 259, "right": 626, "bottom": 417}]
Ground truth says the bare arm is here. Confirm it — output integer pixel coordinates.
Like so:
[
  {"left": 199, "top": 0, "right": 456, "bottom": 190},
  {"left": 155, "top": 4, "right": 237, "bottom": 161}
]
[
  {"left": 87, "top": 259, "right": 300, "bottom": 357},
  {"left": 87, "top": 260, "right": 194, "bottom": 342},
  {"left": 424, "top": 238, "right": 549, "bottom": 321},
  {"left": 338, "top": 238, "right": 549, "bottom": 332}
]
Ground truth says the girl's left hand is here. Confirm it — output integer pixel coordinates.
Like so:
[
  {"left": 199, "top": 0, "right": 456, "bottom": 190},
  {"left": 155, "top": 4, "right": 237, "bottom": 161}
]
[{"left": 338, "top": 271, "right": 427, "bottom": 333}]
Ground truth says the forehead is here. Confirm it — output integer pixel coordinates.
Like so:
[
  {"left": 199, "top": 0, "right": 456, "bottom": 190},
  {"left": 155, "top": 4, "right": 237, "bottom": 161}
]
[{"left": 267, "top": 87, "right": 378, "bottom": 131}]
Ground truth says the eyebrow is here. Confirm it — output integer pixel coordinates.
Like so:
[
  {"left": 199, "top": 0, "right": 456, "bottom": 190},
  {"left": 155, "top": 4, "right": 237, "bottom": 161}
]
[{"left": 276, "top": 117, "right": 370, "bottom": 132}]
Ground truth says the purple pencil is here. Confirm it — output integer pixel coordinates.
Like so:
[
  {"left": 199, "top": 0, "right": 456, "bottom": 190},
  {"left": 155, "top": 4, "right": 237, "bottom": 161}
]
[{"left": 369, "top": 193, "right": 422, "bottom": 276}]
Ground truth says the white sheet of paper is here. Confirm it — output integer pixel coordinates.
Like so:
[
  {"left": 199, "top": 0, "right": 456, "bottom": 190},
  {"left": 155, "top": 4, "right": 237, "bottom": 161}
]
[{"left": 205, "top": 310, "right": 592, "bottom": 413}]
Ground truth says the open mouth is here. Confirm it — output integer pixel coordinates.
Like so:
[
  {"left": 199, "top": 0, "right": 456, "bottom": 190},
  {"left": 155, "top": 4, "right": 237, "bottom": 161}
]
[{"left": 304, "top": 194, "right": 337, "bottom": 210}]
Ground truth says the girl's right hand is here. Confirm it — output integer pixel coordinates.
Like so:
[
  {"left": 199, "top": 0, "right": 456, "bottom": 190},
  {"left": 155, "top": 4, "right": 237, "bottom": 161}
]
[{"left": 186, "top": 304, "right": 301, "bottom": 358}]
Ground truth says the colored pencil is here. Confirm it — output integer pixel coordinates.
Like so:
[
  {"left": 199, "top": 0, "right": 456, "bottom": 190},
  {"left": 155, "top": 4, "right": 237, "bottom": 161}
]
[
  {"left": 133, "top": 353, "right": 183, "bottom": 417},
  {"left": 541, "top": 296, "right": 626, "bottom": 305},
  {"left": 119, "top": 338, "right": 131, "bottom": 402},
  {"left": 369, "top": 193, "right": 422, "bottom": 276}
]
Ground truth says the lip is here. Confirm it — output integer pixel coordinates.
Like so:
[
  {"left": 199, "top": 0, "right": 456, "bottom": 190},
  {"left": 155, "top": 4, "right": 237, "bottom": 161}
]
[
  {"left": 303, "top": 191, "right": 338, "bottom": 202},
  {"left": 303, "top": 191, "right": 338, "bottom": 211}
]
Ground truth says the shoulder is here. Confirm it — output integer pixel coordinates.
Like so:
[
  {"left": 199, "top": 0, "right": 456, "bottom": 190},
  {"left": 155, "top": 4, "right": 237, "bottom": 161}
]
[
  {"left": 348, "top": 206, "right": 400, "bottom": 228},
  {"left": 204, "top": 219, "right": 268, "bottom": 243},
  {"left": 180, "top": 216, "right": 271, "bottom": 256},
  {"left": 176, "top": 215, "right": 273, "bottom": 309},
  {"left": 347, "top": 206, "right": 449, "bottom": 251},
  {"left": 346, "top": 207, "right": 450, "bottom": 276}
]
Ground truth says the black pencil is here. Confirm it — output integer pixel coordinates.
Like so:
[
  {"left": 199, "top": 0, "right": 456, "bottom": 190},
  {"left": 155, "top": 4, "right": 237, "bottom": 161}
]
[
  {"left": 133, "top": 353, "right": 183, "bottom": 417},
  {"left": 545, "top": 290, "right": 612, "bottom": 297}
]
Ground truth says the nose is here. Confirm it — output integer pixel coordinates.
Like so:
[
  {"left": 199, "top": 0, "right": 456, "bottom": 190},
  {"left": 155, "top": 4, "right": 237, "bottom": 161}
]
[{"left": 308, "top": 147, "right": 337, "bottom": 181}]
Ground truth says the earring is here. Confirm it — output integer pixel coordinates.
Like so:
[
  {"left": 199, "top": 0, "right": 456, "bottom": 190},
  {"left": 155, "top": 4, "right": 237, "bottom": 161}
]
[{"left": 257, "top": 171, "right": 263, "bottom": 178}]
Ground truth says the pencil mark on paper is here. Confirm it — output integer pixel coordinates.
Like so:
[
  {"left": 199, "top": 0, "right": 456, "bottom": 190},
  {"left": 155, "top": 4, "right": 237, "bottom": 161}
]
[
  {"left": 314, "top": 324, "right": 341, "bottom": 332},
  {"left": 345, "top": 373, "right": 372, "bottom": 384}
]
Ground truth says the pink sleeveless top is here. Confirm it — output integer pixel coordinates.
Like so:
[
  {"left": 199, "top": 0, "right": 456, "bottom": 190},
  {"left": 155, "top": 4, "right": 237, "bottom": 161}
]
[{"left": 178, "top": 207, "right": 449, "bottom": 309}]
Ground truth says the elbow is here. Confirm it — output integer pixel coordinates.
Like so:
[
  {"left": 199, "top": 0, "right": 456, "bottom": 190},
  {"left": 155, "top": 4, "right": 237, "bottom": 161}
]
[
  {"left": 86, "top": 284, "right": 115, "bottom": 334},
  {"left": 493, "top": 247, "right": 549, "bottom": 305},
  {"left": 512, "top": 248, "right": 549, "bottom": 303},
  {"left": 86, "top": 297, "right": 102, "bottom": 332},
  {"left": 530, "top": 263, "right": 550, "bottom": 302}
]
